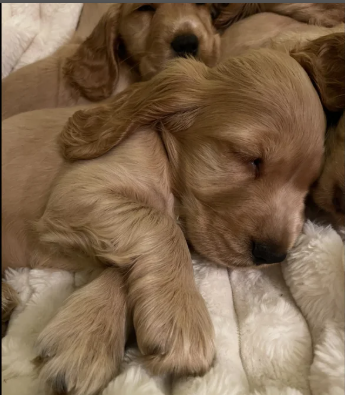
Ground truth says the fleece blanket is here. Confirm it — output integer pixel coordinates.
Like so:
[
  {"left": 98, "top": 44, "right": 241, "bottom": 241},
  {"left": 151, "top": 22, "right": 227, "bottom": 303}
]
[
  {"left": 1, "top": 3, "right": 83, "bottom": 79},
  {"left": 2, "top": 221, "right": 344, "bottom": 395}
]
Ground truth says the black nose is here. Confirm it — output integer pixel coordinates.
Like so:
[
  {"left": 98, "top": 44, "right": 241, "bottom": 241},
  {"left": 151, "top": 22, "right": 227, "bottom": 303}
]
[
  {"left": 171, "top": 34, "right": 199, "bottom": 57},
  {"left": 252, "top": 242, "right": 287, "bottom": 265}
]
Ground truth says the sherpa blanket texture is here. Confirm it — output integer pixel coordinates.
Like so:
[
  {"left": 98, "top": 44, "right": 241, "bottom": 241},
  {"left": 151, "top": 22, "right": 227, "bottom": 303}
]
[
  {"left": 2, "top": 221, "right": 344, "bottom": 395},
  {"left": 2, "top": 3, "right": 83, "bottom": 79}
]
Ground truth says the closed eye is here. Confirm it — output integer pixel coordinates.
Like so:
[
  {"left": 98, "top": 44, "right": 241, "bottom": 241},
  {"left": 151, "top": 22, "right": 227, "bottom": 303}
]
[{"left": 251, "top": 158, "right": 262, "bottom": 178}]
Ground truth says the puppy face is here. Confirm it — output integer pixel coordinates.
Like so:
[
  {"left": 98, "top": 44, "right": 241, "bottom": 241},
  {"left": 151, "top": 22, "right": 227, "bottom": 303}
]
[
  {"left": 167, "top": 53, "right": 325, "bottom": 267},
  {"left": 119, "top": 3, "right": 220, "bottom": 78},
  {"left": 65, "top": 4, "right": 220, "bottom": 101},
  {"left": 61, "top": 50, "right": 325, "bottom": 267}
]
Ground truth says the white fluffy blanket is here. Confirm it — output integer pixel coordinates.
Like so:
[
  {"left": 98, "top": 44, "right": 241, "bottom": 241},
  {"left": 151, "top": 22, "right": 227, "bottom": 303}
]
[
  {"left": 2, "top": 221, "right": 344, "bottom": 395},
  {"left": 1, "top": 3, "right": 83, "bottom": 79}
]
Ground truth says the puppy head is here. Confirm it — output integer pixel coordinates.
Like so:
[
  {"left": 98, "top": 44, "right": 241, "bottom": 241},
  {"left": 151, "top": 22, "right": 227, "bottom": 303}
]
[
  {"left": 126, "top": 3, "right": 220, "bottom": 79},
  {"left": 61, "top": 49, "right": 325, "bottom": 267},
  {"left": 64, "top": 3, "right": 220, "bottom": 101},
  {"left": 291, "top": 32, "right": 345, "bottom": 226}
]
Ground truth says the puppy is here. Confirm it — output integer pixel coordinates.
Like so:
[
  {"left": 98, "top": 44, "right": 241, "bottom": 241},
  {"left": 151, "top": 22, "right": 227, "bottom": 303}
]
[
  {"left": 3, "top": 44, "right": 329, "bottom": 393},
  {"left": 219, "top": 15, "right": 345, "bottom": 227},
  {"left": 3, "top": 3, "right": 344, "bottom": 120},
  {"left": 2, "top": 3, "right": 220, "bottom": 120}
]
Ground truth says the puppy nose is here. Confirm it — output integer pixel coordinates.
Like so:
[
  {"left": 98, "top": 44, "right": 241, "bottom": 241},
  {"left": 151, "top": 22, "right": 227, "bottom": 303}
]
[
  {"left": 333, "top": 184, "right": 345, "bottom": 214},
  {"left": 171, "top": 34, "right": 199, "bottom": 57},
  {"left": 252, "top": 242, "right": 287, "bottom": 265}
]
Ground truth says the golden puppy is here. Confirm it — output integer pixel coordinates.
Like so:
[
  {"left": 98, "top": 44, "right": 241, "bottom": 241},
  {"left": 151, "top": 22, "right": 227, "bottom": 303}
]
[
  {"left": 3, "top": 3, "right": 344, "bottom": 120},
  {"left": 3, "top": 47, "right": 327, "bottom": 393},
  {"left": 2, "top": 3, "right": 220, "bottom": 120}
]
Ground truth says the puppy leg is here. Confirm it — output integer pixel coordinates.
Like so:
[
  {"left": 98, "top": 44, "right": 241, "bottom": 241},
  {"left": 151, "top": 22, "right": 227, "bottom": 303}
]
[
  {"left": 36, "top": 267, "right": 128, "bottom": 395},
  {"left": 83, "top": 198, "right": 213, "bottom": 375},
  {"left": 120, "top": 211, "right": 216, "bottom": 376},
  {"left": 2, "top": 280, "right": 20, "bottom": 337},
  {"left": 39, "top": 194, "right": 215, "bottom": 377}
]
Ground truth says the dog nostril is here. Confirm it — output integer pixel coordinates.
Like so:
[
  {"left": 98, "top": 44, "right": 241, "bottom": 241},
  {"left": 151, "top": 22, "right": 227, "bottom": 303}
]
[
  {"left": 333, "top": 184, "right": 345, "bottom": 214},
  {"left": 171, "top": 34, "right": 199, "bottom": 58},
  {"left": 252, "top": 242, "right": 287, "bottom": 265}
]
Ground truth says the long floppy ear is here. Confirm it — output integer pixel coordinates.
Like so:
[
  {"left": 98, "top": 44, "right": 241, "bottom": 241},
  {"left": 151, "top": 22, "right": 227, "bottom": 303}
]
[
  {"left": 60, "top": 59, "right": 208, "bottom": 161},
  {"left": 63, "top": 4, "right": 122, "bottom": 102},
  {"left": 290, "top": 32, "right": 345, "bottom": 112}
]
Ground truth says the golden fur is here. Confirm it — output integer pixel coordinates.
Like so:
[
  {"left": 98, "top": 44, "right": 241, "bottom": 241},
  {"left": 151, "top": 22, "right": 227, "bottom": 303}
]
[
  {"left": 213, "top": 3, "right": 345, "bottom": 30},
  {"left": 2, "top": 3, "right": 220, "bottom": 120},
  {"left": 2, "top": 49, "right": 326, "bottom": 393},
  {"left": 3, "top": 3, "right": 344, "bottom": 120}
]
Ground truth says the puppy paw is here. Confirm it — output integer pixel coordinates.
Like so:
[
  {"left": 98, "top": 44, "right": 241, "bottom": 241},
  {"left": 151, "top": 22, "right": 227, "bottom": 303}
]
[
  {"left": 135, "top": 289, "right": 215, "bottom": 376},
  {"left": 35, "top": 283, "right": 127, "bottom": 395}
]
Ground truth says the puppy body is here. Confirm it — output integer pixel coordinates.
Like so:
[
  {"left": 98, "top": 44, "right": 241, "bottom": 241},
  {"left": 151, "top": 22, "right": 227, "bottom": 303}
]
[
  {"left": 2, "top": 104, "right": 214, "bottom": 394},
  {"left": 2, "top": 51, "right": 326, "bottom": 393},
  {"left": 220, "top": 13, "right": 345, "bottom": 60},
  {"left": 2, "top": 43, "right": 136, "bottom": 121}
]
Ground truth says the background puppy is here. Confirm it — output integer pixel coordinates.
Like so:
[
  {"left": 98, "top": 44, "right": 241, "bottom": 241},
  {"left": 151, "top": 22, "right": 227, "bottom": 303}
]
[
  {"left": 3, "top": 49, "right": 326, "bottom": 394},
  {"left": 2, "top": 3, "right": 220, "bottom": 120},
  {"left": 3, "top": 3, "right": 344, "bottom": 120}
]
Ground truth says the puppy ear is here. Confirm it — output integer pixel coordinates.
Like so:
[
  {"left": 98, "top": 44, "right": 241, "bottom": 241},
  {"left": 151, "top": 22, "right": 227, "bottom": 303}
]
[
  {"left": 291, "top": 32, "right": 345, "bottom": 112},
  {"left": 211, "top": 4, "right": 260, "bottom": 30},
  {"left": 60, "top": 59, "right": 208, "bottom": 160},
  {"left": 63, "top": 5, "right": 122, "bottom": 102}
]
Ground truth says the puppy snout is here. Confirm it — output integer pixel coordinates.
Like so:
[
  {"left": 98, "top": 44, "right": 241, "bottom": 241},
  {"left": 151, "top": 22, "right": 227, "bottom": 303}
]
[
  {"left": 252, "top": 242, "right": 287, "bottom": 265},
  {"left": 171, "top": 34, "right": 199, "bottom": 57},
  {"left": 333, "top": 184, "right": 345, "bottom": 214}
]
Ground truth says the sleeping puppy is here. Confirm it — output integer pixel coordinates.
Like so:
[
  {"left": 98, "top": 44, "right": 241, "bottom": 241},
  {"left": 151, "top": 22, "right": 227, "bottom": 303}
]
[
  {"left": 2, "top": 47, "right": 329, "bottom": 393},
  {"left": 2, "top": 3, "right": 220, "bottom": 120},
  {"left": 219, "top": 15, "right": 345, "bottom": 227},
  {"left": 2, "top": 3, "right": 344, "bottom": 120}
]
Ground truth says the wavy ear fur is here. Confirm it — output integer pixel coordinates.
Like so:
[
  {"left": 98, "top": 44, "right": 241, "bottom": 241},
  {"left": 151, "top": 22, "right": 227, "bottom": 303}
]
[
  {"left": 291, "top": 32, "right": 345, "bottom": 113},
  {"left": 60, "top": 59, "right": 209, "bottom": 161},
  {"left": 63, "top": 5, "right": 122, "bottom": 102}
]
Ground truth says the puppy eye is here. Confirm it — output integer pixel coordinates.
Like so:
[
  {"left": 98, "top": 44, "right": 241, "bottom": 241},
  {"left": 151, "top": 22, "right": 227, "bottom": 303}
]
[
  {"left": 251, "top": 158, "right": 262, "bottom": 177},
  {"left": 137, "top": 4, "right": 156, "bottom": 12}
]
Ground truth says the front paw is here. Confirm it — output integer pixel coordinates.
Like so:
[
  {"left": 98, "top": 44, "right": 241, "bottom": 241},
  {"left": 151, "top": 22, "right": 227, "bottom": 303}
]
[
  {"left": 135, "top": 290, "right": 215, "bottom": 376},
  {"left": 35, "top": 291, "right": 126, "bottom": 395}
]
